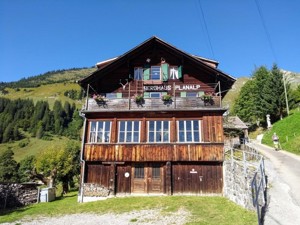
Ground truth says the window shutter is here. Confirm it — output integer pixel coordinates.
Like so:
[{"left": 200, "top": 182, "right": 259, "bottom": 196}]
[
  {"left": 198, "top": 91, "right": 204, "bottom": 97},
  {"left": 161, "top": 63, "right": 169, "bottom": 81},
  {"left": 143, "top": 92, "right": 150, "bottom": 98},
  {"left": 116, "top": 93, "right": 122, "bottom": 98},
  {"left": 143, "top": 65, "right": 150, "bottom": 80},
  {"left": 180, "top": 92, "right": 187, "bottom": 97},
  {"left": 178, "top": 65, "right": 182, "bottom": 79}
]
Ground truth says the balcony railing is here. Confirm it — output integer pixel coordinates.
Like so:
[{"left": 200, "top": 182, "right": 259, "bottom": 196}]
[{"left": 83, "top": 96, "right": 222, "bottom": 111}]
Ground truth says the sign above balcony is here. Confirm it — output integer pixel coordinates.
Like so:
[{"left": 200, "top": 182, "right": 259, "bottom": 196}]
[{"left": 143, "top": 84, "right": 201, "bottom": 92}]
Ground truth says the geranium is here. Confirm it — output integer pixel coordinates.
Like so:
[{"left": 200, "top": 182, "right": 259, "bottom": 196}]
[
  {"left": 133, "top": 94, "right": 144, "bottom": 103},
  {"left": 92, "top": 94, "right": 107, "bottom": 102},
  {"left": 161, "top": 93, "right": 172, "bottom": 102}
]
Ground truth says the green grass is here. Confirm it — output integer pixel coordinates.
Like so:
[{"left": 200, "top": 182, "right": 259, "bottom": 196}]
[
  {"left": 0, "top": 191, "right": 257, "bottom": 225},
  {"left": 0, "top": 135, "right": 78, "bottom": 162},
  {"left": 262, "top": 110, "right": 300, "bottom": 154},
  {"left": 3, "top": 83, "right": 84, "bottom": 109}
]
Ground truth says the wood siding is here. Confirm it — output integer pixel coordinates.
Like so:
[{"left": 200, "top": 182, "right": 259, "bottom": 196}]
[
  {"left": 84, "top": 144, "right": 224, "bottom": 162},
  {"left": 172, "top": 162, "right": 223, "bottom": 194},
  {"left": 84, "top": 162, "right": 223, "bottom": 195}
]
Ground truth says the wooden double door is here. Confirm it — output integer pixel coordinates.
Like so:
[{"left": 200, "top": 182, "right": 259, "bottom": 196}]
[{"left": 116, "top": 163, "right": 165, "bottom": 194}]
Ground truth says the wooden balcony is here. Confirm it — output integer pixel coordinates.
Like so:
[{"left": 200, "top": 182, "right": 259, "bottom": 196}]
[{"left": 83, "top": 96, "right": 222, "bottom": 112}]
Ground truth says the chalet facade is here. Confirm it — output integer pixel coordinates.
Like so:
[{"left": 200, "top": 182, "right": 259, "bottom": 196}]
[{"left": 78, "top": 37, "right": 235, "bottom": 202}]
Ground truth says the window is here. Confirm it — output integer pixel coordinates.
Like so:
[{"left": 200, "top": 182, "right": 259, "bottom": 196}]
[
  {"left": 148, "top": 120, "right": 170, "bottom": 143},
  {"left": 152, "top": 164, "right": 161, "bottom": 179},
  {"left": 169, "top": 66, "right": 178, "bottom": 79},
  {"left": 150, "top": 66, "right": 161, "bottom": 80},
  {"left": 118, "top": 121, "right": 140, "bottom": 143},
  {"left": 89, "top": 121, "right": 111, "bottom": 143},
  {"left": 149, "top": 92, "right": 161, "bottom": 98},
  {"left": 186, "top": 92, "right": 198, "bottom": 97},
  {"left": 177, "top": 120, "right": 201, "bottom": 142},
  {"left": 106, "top": 93, "right": 122, "bottom": 99},
  {"left": 134, "top": 67, "right": 143, "bottom": 80},
  {"left": 134, "top": 164, "right": 144, "bottom": 179}
]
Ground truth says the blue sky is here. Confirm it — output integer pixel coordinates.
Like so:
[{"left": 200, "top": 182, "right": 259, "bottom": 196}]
[{"left": 1, "top": 0, "right": 299, "bottom": 82}]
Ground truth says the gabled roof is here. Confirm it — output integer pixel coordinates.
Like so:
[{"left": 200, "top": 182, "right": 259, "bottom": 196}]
[
  {"left": 79, "top": 36, "right": 236, "bottom": 90},
  {"left": 223, "top": 116, "right": 248, "bottom": 130}
]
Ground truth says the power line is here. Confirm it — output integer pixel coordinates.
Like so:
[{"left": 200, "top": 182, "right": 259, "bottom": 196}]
[
  {"left": 197, "top": 0, "right": 215, "bottom": 59},
  {"left": 254, "top": 0, "right": 278, "bottom": 63}
]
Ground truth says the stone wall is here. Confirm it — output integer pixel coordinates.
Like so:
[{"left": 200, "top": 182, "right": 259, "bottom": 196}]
[
  {"left": 83, "top": 183, "right": 110, "bottom": 197},
  {"left": 224, "top": 160, "right": 255, "bottom": 210},
  {"left": 0, "top": 183, "right": 39, "bottom": 209},
  {"left": 224, "top": 148, "right": 266, "bottom": 211}
]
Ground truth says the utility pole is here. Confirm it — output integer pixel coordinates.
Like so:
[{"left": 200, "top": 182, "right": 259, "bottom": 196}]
[{"left": 283, "top": 77, "right": 289, "bottom": 116}]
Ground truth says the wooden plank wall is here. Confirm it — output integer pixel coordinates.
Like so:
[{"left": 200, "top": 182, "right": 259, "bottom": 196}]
[
  {"left": 172, "top": 162, "right": 223, "bottom": 194},
  {"left": 84, "top": 144, "right": 224, "bottom": 162}
]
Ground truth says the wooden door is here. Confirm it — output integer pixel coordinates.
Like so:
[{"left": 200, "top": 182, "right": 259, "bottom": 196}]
[
  {"left": 148, "top": 163, "right": 164, "bottom": 193},
  {"left": 132, "top": 164, "right": 146, "bottom": 193},
  {"left": 116, "top": 164, "right": 131, "bottom": 194},
  {"left": 132, "top": 163, "right": 164, "bottom": 194}
]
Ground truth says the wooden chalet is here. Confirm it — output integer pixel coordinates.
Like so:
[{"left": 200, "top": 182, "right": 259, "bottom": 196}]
[{"left": 78, "top": 36, "right": 235, "bottom": 202}]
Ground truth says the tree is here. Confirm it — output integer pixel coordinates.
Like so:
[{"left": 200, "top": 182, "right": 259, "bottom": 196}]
[
  {"left": 0, "top": 149, "right": 19, "bottom": 182},
  {"left": 34, "top": 141, "right": 80, "bottom": 193},
  {"left": 18, "top": 155, "right": 36, "bottom": 183},
  {"left": 233, "top": 64, "right": 292, "bottom": 127}
]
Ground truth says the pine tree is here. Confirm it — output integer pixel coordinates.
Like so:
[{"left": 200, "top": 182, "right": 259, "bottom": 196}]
[{"left": 0, "top": 149, "right": 19, "bottom": 182}]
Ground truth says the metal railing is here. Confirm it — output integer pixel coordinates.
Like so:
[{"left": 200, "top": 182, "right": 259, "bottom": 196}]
[{"left": 224, "top": 146, "right": 267, "bottom": 225}]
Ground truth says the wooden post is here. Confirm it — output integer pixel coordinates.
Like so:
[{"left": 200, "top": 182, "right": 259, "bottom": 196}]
[{"left": 165, "top": 161, "right": 172, "bottom": 195}]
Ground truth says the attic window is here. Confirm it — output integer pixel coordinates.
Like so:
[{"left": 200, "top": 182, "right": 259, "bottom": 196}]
[
  {"left": 134, "top": 67, "right": 143, "bottom": 80},
  {"left": 150, "top": 66, "right": 161, "bottom": 80}
]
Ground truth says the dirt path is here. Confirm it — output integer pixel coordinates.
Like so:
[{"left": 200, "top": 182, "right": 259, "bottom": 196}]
[
  {"left": 248, "top": 141, "right": 300, "bottom": 225},
  {"left": 1, "top": 208, "right": 190, "bottom": 225}
]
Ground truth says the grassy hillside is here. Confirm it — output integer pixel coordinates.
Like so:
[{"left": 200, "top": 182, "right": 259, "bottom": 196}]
[
  {"left": 2, "top": 83, "right": 83, "bottom": 109},
  {"left": 0, "top": 67, "right": 96, "bottom": 108},
  {"left": 0, "top": 134, "right": 79, "bottom": 162},
  {"left": 262, "top": 110, "right": 300, "bottom": 155}
]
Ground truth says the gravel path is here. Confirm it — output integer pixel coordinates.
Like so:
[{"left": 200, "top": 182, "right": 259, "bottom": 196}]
[
  {"left": 1, "top": 208, "right": 190, "bottom": 225},
  {"left": 248, "top": 142, "right": 300, "bottom": 225}
]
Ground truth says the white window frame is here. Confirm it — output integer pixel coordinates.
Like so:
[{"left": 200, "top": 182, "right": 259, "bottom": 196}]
[
  {"left": 89, "top": 121, "right": 112, "bottom": 143},
  {"left": 147, "top": 120, "right": 170, "bottom": 143},
  {"left": 118, "top": 121, "right": 141, "bottom": 143},
  {"left": 169, "top": 66, "right": 178, "bottom": 79},
  {"left": 177, "top": 120, "right": 201, "bottom": 143}
]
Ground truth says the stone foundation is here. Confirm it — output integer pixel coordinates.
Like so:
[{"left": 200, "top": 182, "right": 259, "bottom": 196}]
[{"left": 83, "top": 183, "right": 110, "bottom": 197}]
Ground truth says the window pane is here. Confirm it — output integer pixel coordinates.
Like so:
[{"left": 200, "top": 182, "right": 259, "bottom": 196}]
[
  {"left": 133, "top": 132, "right": 139, "bottom": 142},
  {"left": 194, "top": 131, "right": 200, "bottom": 142},
  {"left": 186, "top": 131, "right": 192, "bottom": 142},
  {"left": 119, "top": 132, "right": 125, "bottom": 142},
  {"left": 134, "top": 164, "right": 144, "bottom": 179},
  {"left": 149, "top": 131, "right": 154, "bottom": 142},
  {"left": 149, "top": 121, "right": 154, "bottom": 131},
  {"left": 120, "top": 121, "right": 125, "bottom": 131},
  {"left": 152, "top": 165, "right": 160, "bottom": 179},
  {"left": 127, "top": 121, "right": 132, "bottom": 131},
  {"left": 186, "top": 121, "right": 192, "bottom": 131},
  {"left": 126, "top": 132, "right": 132, "bottom": 142},
  {"left": 133, "top": 121, "right": 139, "bottom": 131}
]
